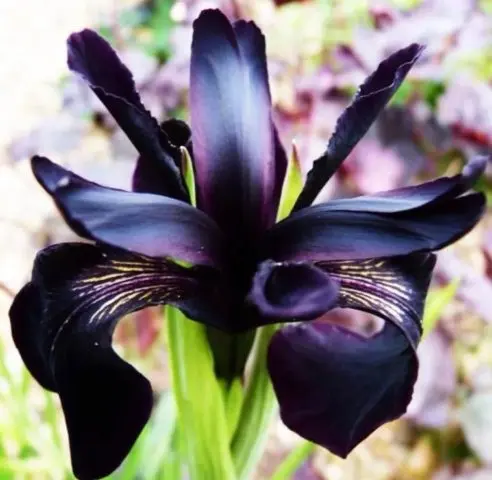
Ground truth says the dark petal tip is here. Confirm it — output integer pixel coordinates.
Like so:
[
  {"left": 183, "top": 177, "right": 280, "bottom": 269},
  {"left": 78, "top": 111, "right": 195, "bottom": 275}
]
[
  {"left": 268, "top": 321, "right": 418, "bottom": 456},
  {"left": 55, "top": 339, "right": 153, "bottom": 479},
  {"left": 248, "top": 260, "right": 339, "bottom": 320},
  {"left": 67, "top": 29, "right": 139, "bottom": 104},
  {"left": 67, "top": 30, "right": 187, "bottom": 201},
  {"left": 462, "top": 155, "right": 488, "bottom": 187},
  {"left": 295, "top": 43, "right": 423, "bottom": 210}
]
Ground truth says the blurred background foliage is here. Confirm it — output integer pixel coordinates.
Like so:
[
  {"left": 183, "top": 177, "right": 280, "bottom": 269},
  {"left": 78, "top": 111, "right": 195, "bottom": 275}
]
[{"left": 0, "top": 0, "right": 492, "bottom": 478}]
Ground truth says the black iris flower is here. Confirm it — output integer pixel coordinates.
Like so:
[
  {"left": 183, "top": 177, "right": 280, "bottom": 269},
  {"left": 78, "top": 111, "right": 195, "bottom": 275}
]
[{"left": 10, "top": 8, "right": 486, "bottom": 479}]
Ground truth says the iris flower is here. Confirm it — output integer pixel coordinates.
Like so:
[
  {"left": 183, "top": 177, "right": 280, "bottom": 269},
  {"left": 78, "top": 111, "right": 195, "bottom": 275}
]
[{"left": 10, "top": 8, "right": 485, "bottom": 479}]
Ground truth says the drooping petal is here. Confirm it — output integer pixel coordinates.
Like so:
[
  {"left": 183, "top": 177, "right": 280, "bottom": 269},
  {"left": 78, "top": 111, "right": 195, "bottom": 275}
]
[
  {"left": 248, "top": 260, "right": 339, "bottom": 320},
  {"left": 268, "top": 252, "right": 435, "bottom": 455},
  {"left": 10, "top": 243, "right": 222, "bottom": 479},
  {"left": 67, "top": 29, "right": 187, "bottom": 201},
  {"left": 190, "top": 9, "right": 280, "bottom": 239},
  {"left": 133, "top": 119, "right": 193, "bottom": 196},
  {"left": 266, "top": 192, "right": 485, "bottom": 262},
  {"left": 32, "top": 156, "right": 224, "bottom": 266},
  {"left": 294, "top": 43, "right": 424, "bottom": 209},
  {"left": 268, "top": 321, "right": 417, "bottom": 457},
  {"left": 322, "top": 155, "right": 487, "bottom": 213}
]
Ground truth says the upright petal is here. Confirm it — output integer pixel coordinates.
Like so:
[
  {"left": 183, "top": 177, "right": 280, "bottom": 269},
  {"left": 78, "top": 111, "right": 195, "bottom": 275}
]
[
  {"left": 266, "top": 193, "right": 485, "bottom": 262},
  {"left": 67, "top": 29, "right": 188, "bottom": 201},
  {"left": 32, "top": 156, "right": 224, "bottom": 266},
  {"left": 294, "top": 44, "right": 423, "bottom": 209},
  {"left": 190, "top": 9, "right": 280, "bottom": 240},
  {"left": 268, "top": 321, "right": 417, "bottom": 457},
  {"left": 10, "top": 243, "right": 222, "bottom": 479}
]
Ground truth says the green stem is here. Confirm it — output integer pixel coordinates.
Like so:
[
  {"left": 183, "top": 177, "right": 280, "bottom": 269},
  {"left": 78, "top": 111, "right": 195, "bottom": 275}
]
[
  {"left": 231, "top": 324, "right": 278, "bottom": 479},
  {"left": 166, "top": 307, "right": 236, "bottom": 480},
  {"left": 271, "top": 442, "right": 315, "bottom": 480}
]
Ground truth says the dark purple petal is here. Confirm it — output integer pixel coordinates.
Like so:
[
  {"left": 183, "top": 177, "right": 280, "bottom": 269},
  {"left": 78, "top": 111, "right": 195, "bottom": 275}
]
[
  {"left": 295, "top": 44, "right": 424, "bottom": 209},
  {"left": 269, "top": 253, "right": 435, "bottom": 454},
  {"left": 268, "top": 321, "right": 417, "bottom": 457},
  {"left": 190, "top": 9, "right": 280, "bottom": 239},
  {"left": 32, "top": 156, "right": 224, "bottom": 266},
  {"left": 133, "top": 119, "right": 193, "bottom": 196},
  {"left": 318, "top": 253, "right": 437, "bottom": 347},
  {"left": 248, "top": 260, "right": 339, "bottom": 319},
  {"left": 67, "top": 29, "right": 187, "bottom": 201},
  {"left": 322, "top": 155, "right": 487, "bottom": 213},
  {"left": 9, "top": 243, "right": 223, "bottom": 478},
  {"left": 273, "top": 127, "right": 289, "bottom": 212},
  {"left": 266, "top": 193, "right": 485, "bottom": 262}
]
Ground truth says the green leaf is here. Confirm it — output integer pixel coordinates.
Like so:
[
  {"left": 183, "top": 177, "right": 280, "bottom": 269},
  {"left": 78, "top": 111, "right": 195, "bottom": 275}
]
[
  {"left": 166, "top": 307, "right": 236, "bottom": 480},
  {"left": 222, "top": 378, "right": 244, "bottom": 440},
  {"left": 231, "top": 325, "right": 278, "bottom": 479},
  {"left": 181, "top": 146, "right": 196, "bottom": 207},
  {"left": 139, "top": 391, "right": 178, "bottom": 480},
  {"left": 422, "top": 280, "right": 459, "bottom": 338},
  {"left": 271, "top": 441, "right": 315, "bottom": 480},
  {"left": 277, "top": 143, "right": 303, "bottom": 221}
]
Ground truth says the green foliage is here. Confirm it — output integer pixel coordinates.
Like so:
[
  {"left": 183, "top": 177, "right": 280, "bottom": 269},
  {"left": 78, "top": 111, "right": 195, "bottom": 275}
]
[
  {"left": 181, "top": 146, "right": 196, "bottom": 207},
  {"left": 231, "top": 325, "right": 278, "bottom": 480},
  {"left": 270, "top": 441, "right": 315, "bottom": 480},
  {"left": 422, "top": 280, "right": 459, "bottom": 338},
  {"left": 166, "top": 307, "right": 236, "bottom": 480},
  {"left": 277, "top": 143, "right": 304, "bottom": 221},
  {"left": 139, "top": 0, "right": 175, "bottom": 62}
]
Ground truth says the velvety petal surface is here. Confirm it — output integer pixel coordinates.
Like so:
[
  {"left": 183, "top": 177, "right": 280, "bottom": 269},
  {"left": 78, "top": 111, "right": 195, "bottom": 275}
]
[
  {"left": 32, "top": 156, "right": 224, "bottom": 266},
  {"left": 190, "top": 9, "right": 282, "bottom": 239},
  {"left": 266, "top": 192, "right": 485, "bottom": 262},
  {"left": 267, "top": 253, "right": 435, "bottom": 455},
  {"left": 248, "top": 260, "right": 339, "bottom": 319},
  {"left": 67, "top": 29, "right": 187, "bottom": 201},
  {"left": 295, "top": 43, "right": 423, "bottom": 209},
  {"left": 268, "top": 321, "right": 417, "bottom": 457},
  {"left": 9, "top": 243, "right": 221, "bottom": 479}
]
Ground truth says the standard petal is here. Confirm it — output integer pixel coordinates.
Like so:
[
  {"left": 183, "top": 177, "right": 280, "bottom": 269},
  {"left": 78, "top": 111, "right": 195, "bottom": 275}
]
[
  {"left": 67, "top": 29, "right": 187, "bottom": 201},
  {"left": 133, "top": 119, "right": 193, "bottom": 196},
  {"left": 268, "top": 321, "right": 417, "bottom": 457},
  {"left": 9, "top": 243, "right": 222, "bottom": 478},
  {"left": 295, "top": 44, "right": 424, "bottom": 209},
  {"left": 266, "top": 192, "right": 485, "bottom": 262},
  {"left": 32, "top": 156, "right": 224, "bottom": 266},
  {"left": 190, "top": 9, "right": 279, "bottom": 239},
  {"left": 321, "top": 155, "right": 487, "bottom": 213},
  {"left": 248, "top": 260, "right": 339, "bottom": 320}
]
